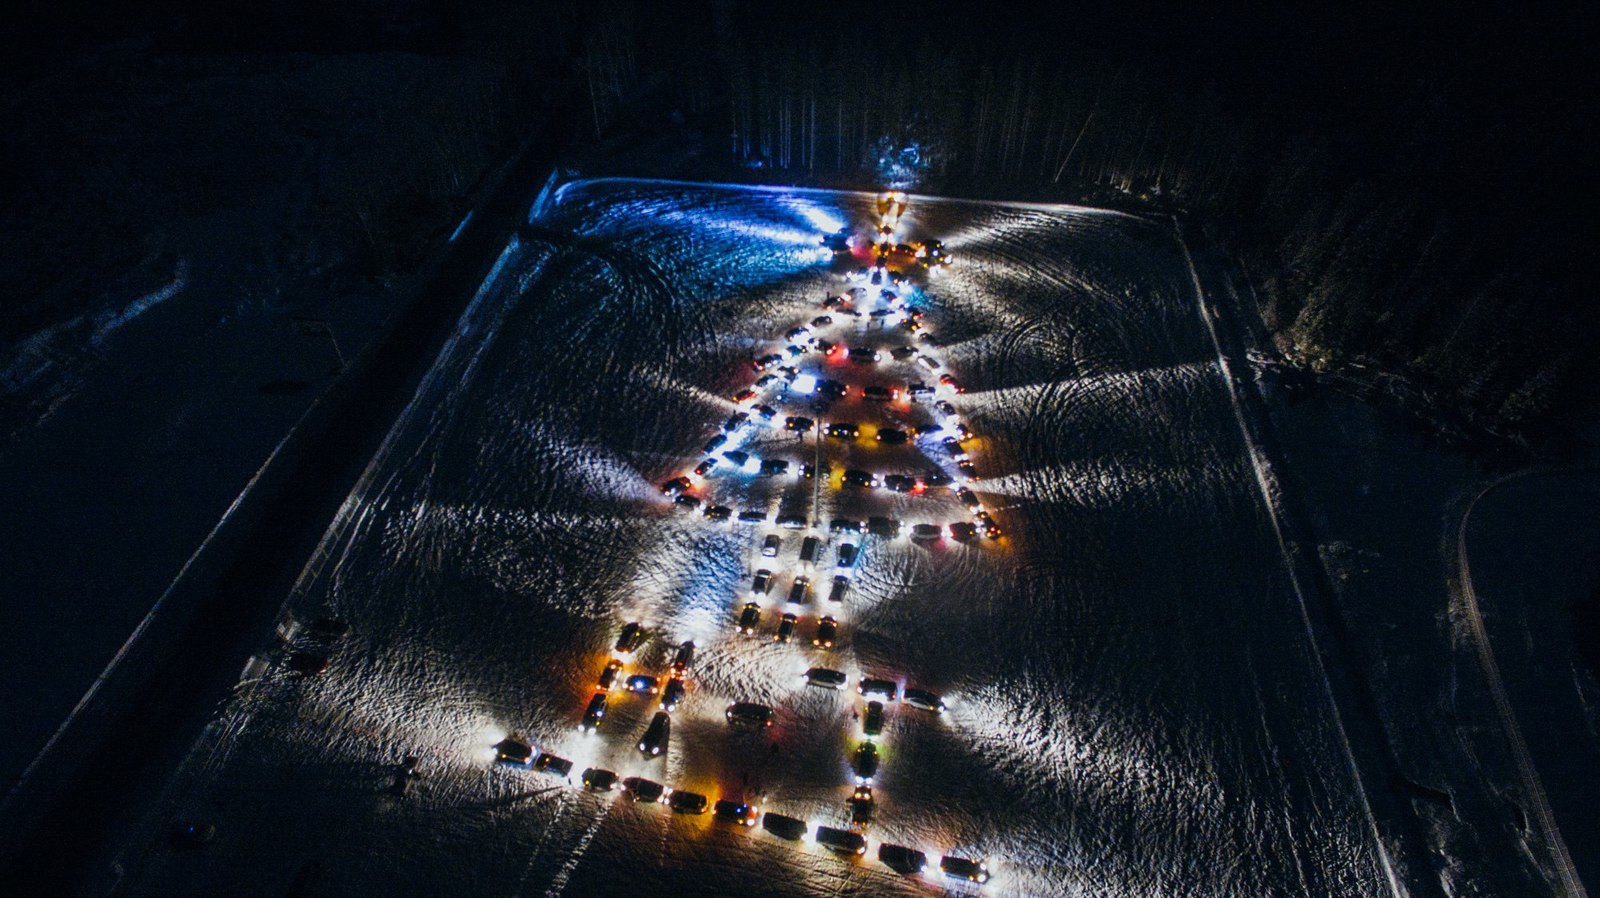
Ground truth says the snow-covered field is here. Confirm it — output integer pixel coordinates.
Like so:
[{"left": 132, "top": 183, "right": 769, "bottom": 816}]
[{"left": 112, "top": 181, "right": 1399, "bottom": 897}]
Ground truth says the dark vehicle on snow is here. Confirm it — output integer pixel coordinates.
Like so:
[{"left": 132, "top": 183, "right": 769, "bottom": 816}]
[
  {"left": 621, "top": 776, "right": 666, "bottom": 803},
  {"left": 815, "top": 825, "right": 867, "bottom": 855},
  {"left": 805, "top": 667, "right": 848, "bottom": 689},
  {"left": 638, "top": 711, "right": 670, "bottom": 757},
  {"left": 762, "top": 812, "right": 807, "bottom": 841},
  {"left": 582, "top": 767, "right": 619, "bottom": 791},
  {"left": 776, "top": 612, "right": 798, "bottom": 643},
  {"left": 579, "top": 692, "right": 607, "bottom": 732},
  {"left": 878, "top": 844, "right": 927, "bottom": 874},
  {"left": 940, "top": 855, "right": 991, "bottom": 883},
  {"left": 669, "top": 790, "right": 709, "bottom": 814},
  {"left": 494, "top": 735, "right": 534, "bottom": 767},
  {"left": 714, "top": 800, "right": 759, "bottom": 826},
  {"left": 726, "top": 702, "right": 776, "bottom": 729},
  {"left": 737, "top": 602, "right": 762, "bottom": 634}
]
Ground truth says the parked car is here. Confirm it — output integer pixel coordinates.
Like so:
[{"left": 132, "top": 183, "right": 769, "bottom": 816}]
[
  {"left": 804, "top": 667, "right": 848, "bottom": 689},
  {"left": 737, "top": 602, "right": 762, "bottom": 634},
  {"left": 637, "top": 712, "right": 670, "bottom": 757},
  {"left": 725, "top": 702, "right": 776, "bottom": 729}
]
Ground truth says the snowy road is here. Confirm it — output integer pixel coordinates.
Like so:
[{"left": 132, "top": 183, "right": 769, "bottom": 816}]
[{"left": 114, "top": 181, "right": 1396, "bottom": 897}]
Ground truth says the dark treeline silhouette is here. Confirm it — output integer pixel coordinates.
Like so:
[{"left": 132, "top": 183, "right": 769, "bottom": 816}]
[
  {"left": 5, "top": 1, "right": 1593, "bottom": 441},
  {"left": 585, "top": 2, "right": 1597, "bottom": 443}
]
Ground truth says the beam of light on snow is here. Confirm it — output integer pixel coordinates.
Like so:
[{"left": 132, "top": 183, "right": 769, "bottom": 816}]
[{"left": 790, "top": 203, "right": 846, "bottom": 234}]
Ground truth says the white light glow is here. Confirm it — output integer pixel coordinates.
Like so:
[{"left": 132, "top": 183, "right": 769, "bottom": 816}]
[
  {"left": 797, "top": 206, "right": 846, "bottom": 233},
  {"left": 791, "top": 374, "right": 817, "bottom": 394}
]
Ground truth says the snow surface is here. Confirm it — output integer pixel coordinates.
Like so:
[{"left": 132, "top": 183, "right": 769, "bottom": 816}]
[{"left": 112, "top": 181, "right": 1397, "bottom": 897}]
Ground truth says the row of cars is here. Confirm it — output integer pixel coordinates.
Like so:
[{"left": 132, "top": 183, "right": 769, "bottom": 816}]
[{"left": 491, "top": 200, "right": 991, "bottom": 886}]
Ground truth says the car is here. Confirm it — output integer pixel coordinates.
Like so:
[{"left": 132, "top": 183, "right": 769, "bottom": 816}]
[
  {"left": 533, "top": 753, "right": 573, "bottom": 778},
  {"left": 801, "top": 463, "right": 832, "bottom": 479},
  {"left": 934, "top": 400, "right": 957, "bottom": 418},
  {"left": 910, "top": 523, "right": 942, "bottom": 543},
  {"left": 862, "top": 386, "right": 897, "bottom": 402},
  {"left": 787, "top": 577, "right": 811, "bottom": 604},
  {"left": 804, "top": 667, "right": 848, "bottom": 689},
  {"left": 911, "top": 422, "right": 944, "bottom": 438},
  {"left": 626, "top": 674, "right": 660, "bottom": 695},
  {"left": 674, "top": 494, "right": 702, "bottom": 511},
  {"left": 638, "top": 711, "right": 670, "bottom": 757},
  {"left": 876, "top": 428, "right": 908, "bottom": 445},
  {"left": 579, "top": 692, "right": 608, "bottom": 732},
  {"left": 775, "top": 612, "right": 798, "bottom": 643},
  {"left": 852, "top": 742, "right": 879, "bottom": 782},
  {"left": 953, "top": 421, "right": 974, "bottom": 441},
  {"left": 703, "top": 434, "right": 727, "bottom": 453},
  {"left": 842, "top": 469, "right": 876, "bottom": 489},
  {"left": 737, "top": 602, "right": 762, "bottom": 634},
  {"left": 836, "top": 543, "right": 858, "bottom": 568},
  {"left": 790, "top": 532, "right": 819, "bottom": 563},
  {"left": 848, "top": 346, "right": 880, "bottom": 364},
  {"left": 703, "top": 504, "right": 732, "bottom": 522},
  {"left": 753, "top": 403, "right": 778, "bottom": 421},
  {"left": 752, "top": 354, "right": 784, "bottom": 372},
  {"left": 814, "top": 338, "right": 840, "bottom": 358},
  {"left": 919, "top": 355, "right": 941, "bottom": 370},
  {"left": 778, "top": 364, "right": 801, "bottom": 381},
  {"left": 733, "top": 388, "right": 759, "bottom": 405},
  {"left": 817, "top": 379, "right": 848, "bottom": 400},
  {"left": 660, "top": 476, "right": 693, "bottom": 497},
  {"left": 663, "top": 789, "right": 708, "bottom": 814},
  {"left": 724, "top": 450, "right": 753, "bottom": 469},
  {"left": 948, "top": 521, "right": 978, "bottom": 542},
  {"left": 906, "top": 381, "right": 935, "bottom": 398},
  {"left": 714, "top": 800, "right": 760, "bottom": 826},
  {"left": 824, "top": 422, "right": 860, "bottom": 440},
  {"left": 751, "top": 568, "right": 774, "bottom": 595},
  {"left": 823, "top": 292, "right": 848, "bottom": 308},
  {"left": 869, "top": 308, "right": 895, "bottom": 322},
  {"left": 738, "top": 509, "right": 768, "bottom": 523},
  {"left": 754, "top": 373, "right": 779, "bottom": 389},
  {"left": 659, "top": 676, "right": 687, "bottom": 711},
  {"left": 762, "top": 812, "right": 808, "bottom": 841},
  {"left": 858, "top": 677, "right": 899, "bottom": 701},
  {"left": 784, "top": 415, "right": 814, "bottom": 433},
  {"left": 776, "top": 513, "right": 808, "bottom": 530},
  {"left": 287, "top": 651, "right": 330, "bottom": 675},
  {"left": 956, "top": 487, "right": 982, "bottom": 509},
  {"left": 902, "top": 687, "right": 946, "bottom": 713},
  {"left": 942, "top": 437, "right": 968, "bottom": 460},
  {"left": 761, "top": 534, "right": 782, "bottom": 557},
  {"left": 882, "top": 474, "right": 916, "bottom": 493},
  {"left": 878, "top": 844, "right": 928, "bottom": 875},
  {"left": 759, "top": 458, "right": 789, "bottom": 477},
  {"left": 863, "top": 701, "right": 885, "bottom": 736},
  {"left": 621, "top": 776, "right": 667, "bottom": 803},
  {"left": 785, "top": 343, "right": 808, "bottom": 357},
  {"left": 811, "top": 314, "right": 834, "bottom": 328},
  {"left": 838, "top": 306, "right": 864, "bottom": 319},
  {"left": 939, "top": 373, "right": 963, "bottom": 393},
  {"left": 724, "top": 412, "right": 750, "bottom": 432},
  {"left": 827, "top": 576, "right": 849, "bottom": 602},
  {"left": 785, "top": 326, "right": 811, "bottom": 341},
  {"left": 581, "top": 767, "right": 620, "bottom": 792},
  {"left": 813, "top": 615, "right": 838, "bottom": 648},
  {"left": 726, "top": 702, "right": 776, "bottom": 729},
  {"left": 668, "top": 640, "right": 694, "bottom": 669},
  {"left": 815, "top": 825, "right": 867, "bottom": 856},
  {"left": 597, "top": 659, "right": 624, "bottom": 690},
  {"left": 958, "top": 460, "right": 981, "bottom": 482},
  {"left": 940, "top": 856, "right": 990, "bottom": 883},
  {"left": 890, "top": 345, "right": 919, "bottom": 361},
  {"left": 973, "top": 509, "right": 997, "bottom": 531},
  {"left": 494, "top": 735, "right": 534, "bottom": 766},
  {"left": 848, "top": 784, "right": 875, "bottom": 824},
  {"left": 866, "top": 516, "right": 901, "bottom": 538},
  {"left": 615, "top": 622, "right": 647, "bottom": 654},
  {"left": 829, "top": 517, "right": 863, "bottom": 535},
  {"left": 922, "top": 469, "right": 954, "bottom": 488}
]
